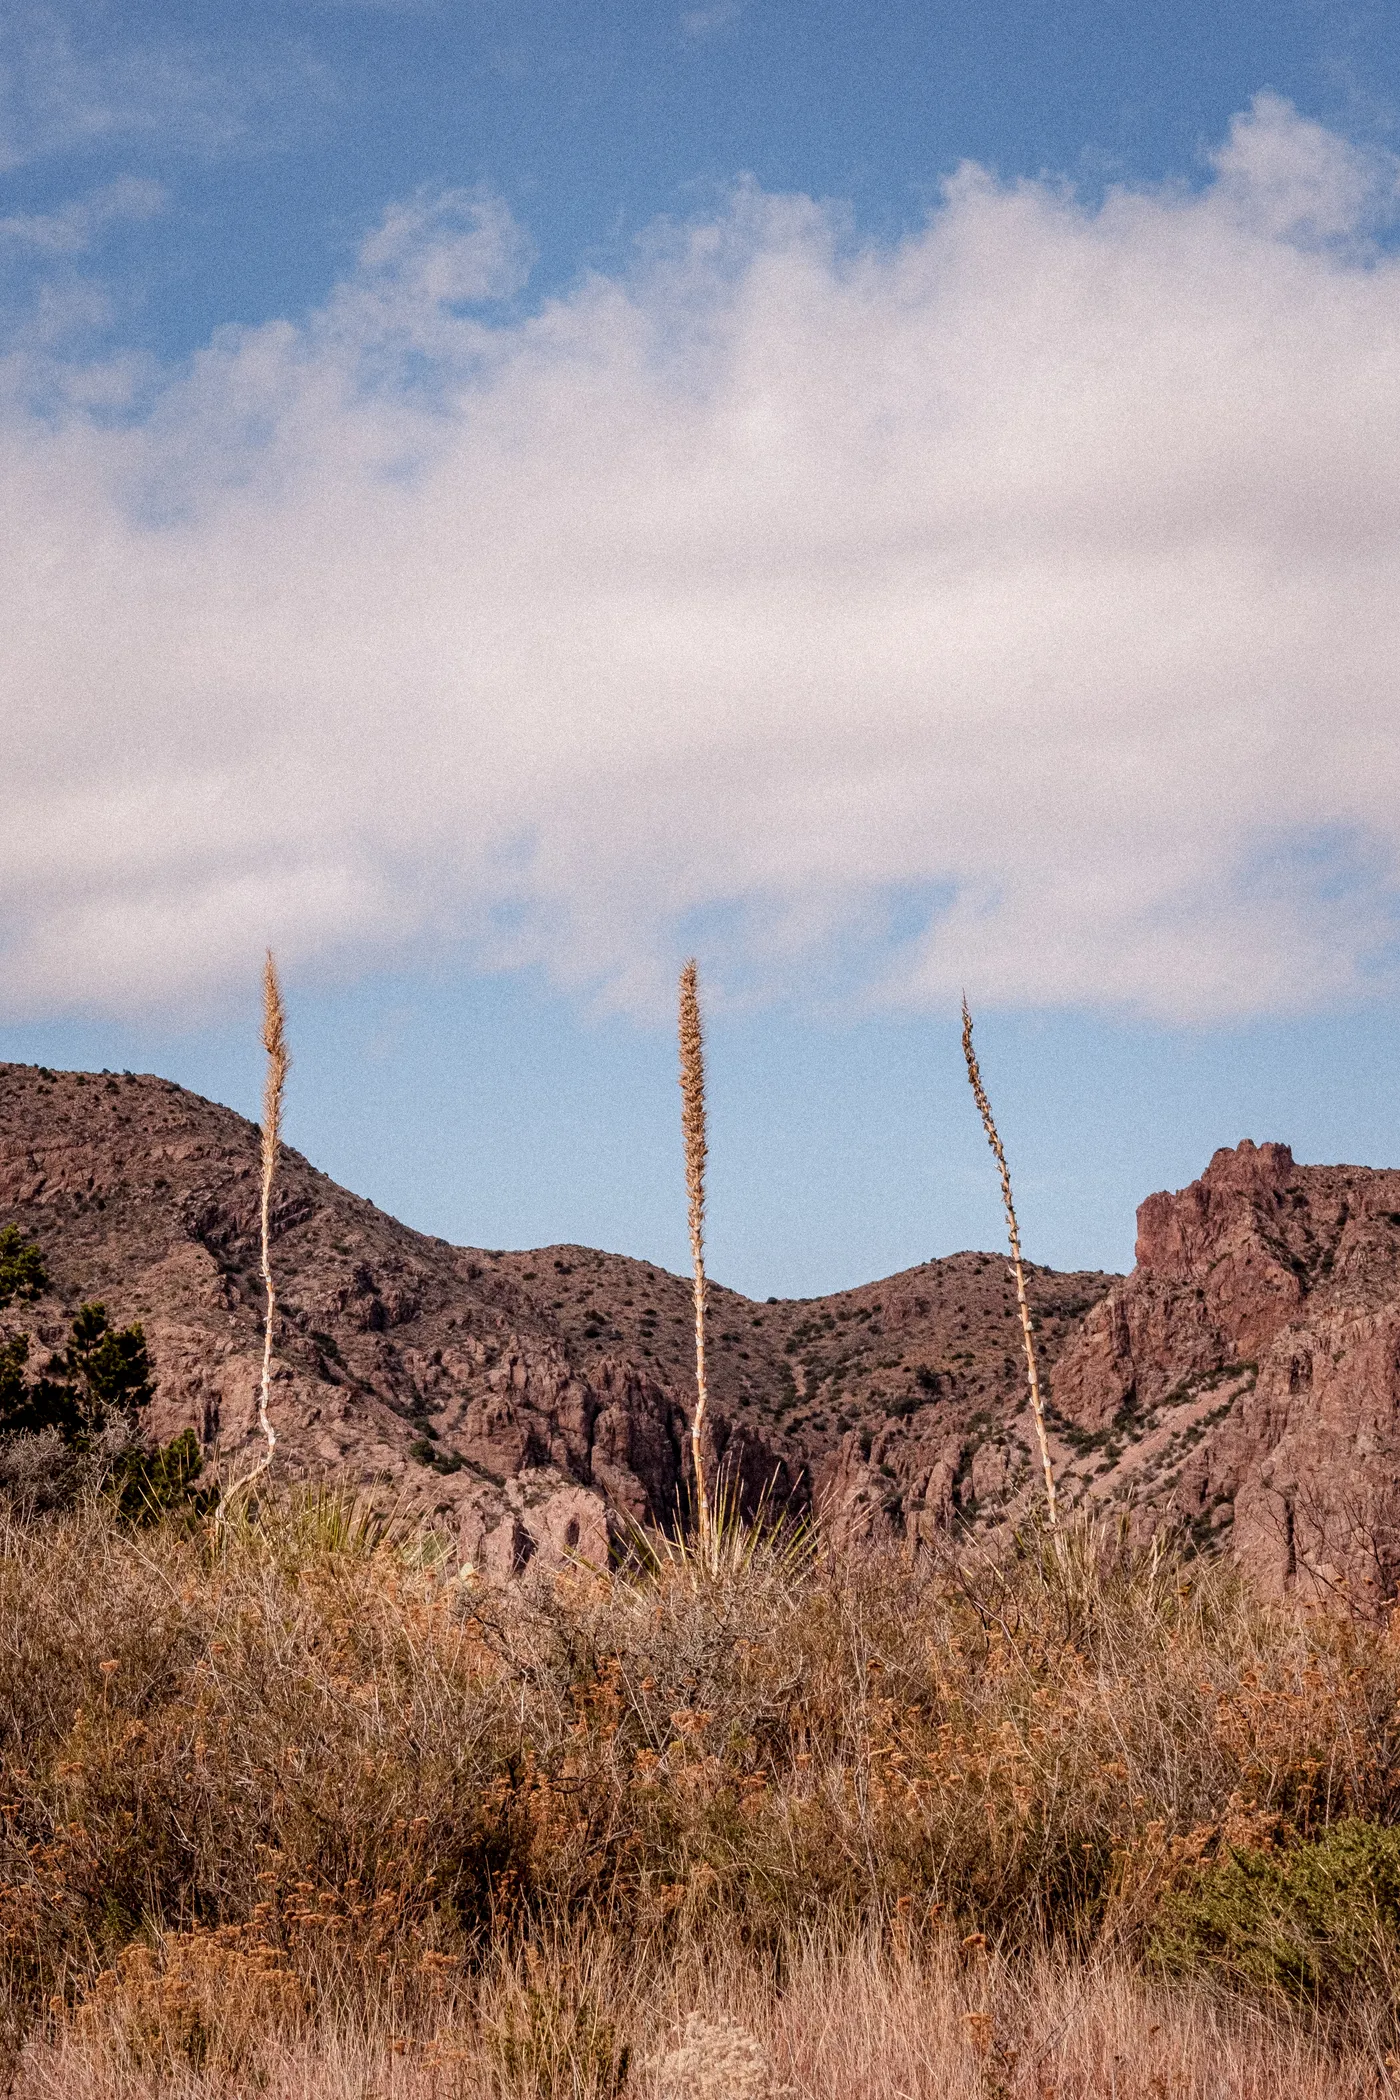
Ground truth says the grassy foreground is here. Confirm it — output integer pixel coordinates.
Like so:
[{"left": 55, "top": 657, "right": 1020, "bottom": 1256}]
[{"left": 3, "top": 1496, "right": 1400, "bottom": 2096}]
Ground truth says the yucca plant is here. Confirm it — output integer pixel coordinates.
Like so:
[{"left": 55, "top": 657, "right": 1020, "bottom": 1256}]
[
  {"left": 219, "top": 951, "right": 290, "bottom": 1520},
  {"left": 618, "top": 1470, "right": 814, "bottom": 1589},
  {"left": 678, "top": 959, "right": 712, "bottom": 1565},
  {"left": 960, "top": 998, "right": 1058, "bottom": 1527}
]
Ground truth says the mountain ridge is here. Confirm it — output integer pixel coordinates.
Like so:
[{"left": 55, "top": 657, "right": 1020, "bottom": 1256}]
[
  {"left": 9, "top": 1061, "right": 1400, "bottom": 1601},
  {"left": 0, "top": 1060, "right": 1112, "bottom": 1569}
]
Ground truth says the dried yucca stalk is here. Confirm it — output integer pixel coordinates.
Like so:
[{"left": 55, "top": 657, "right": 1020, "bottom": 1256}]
[
  {"left": 960, "top": 999, "right": 1058, "bottom": 1527},
  {"left": 221, "top": 953, "right": 290, "bottom": 1519},
  {"left": 256, "top": 953, "right": 290, "bottom": 1474},
  {"left": 678, "top": 959, "right": 711, "bottom": 1561}
]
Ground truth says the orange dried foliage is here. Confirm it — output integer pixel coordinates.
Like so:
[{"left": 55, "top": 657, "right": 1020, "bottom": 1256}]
[{"left": 4, "top": 1499, "right": 1400, "bottom": 2080}]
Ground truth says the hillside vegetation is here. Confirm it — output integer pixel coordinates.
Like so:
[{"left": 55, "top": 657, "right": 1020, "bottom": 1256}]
[{"left": 4, "top": 1494, "right": 1400, "bottom": 2096}]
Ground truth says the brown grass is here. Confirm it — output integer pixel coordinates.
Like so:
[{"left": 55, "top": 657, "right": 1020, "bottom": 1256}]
[
  {"left": 3, "top": 1497, "right": 1400, "bottom": 2092},
  {"left": 14, "top": 1933, "right": 1396, "bottom": 2097}
]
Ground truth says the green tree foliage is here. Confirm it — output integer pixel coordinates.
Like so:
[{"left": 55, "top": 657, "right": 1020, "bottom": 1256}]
[
  {"left": 62, "top": 1301, "right": 157, "bottom": 1428},
  {"left": 0, "top": 1302, "right": 153, "bottom": 1444},
  {"left": 1151, "top": 1819, "right": 1400, "bottom": 2002},
  {"left": 0, "top": 1227, "right": 206, "bottom": 1520},
  {"left": 0, "top": 1225, "right": 47, "bottom": 1307},
  {"left": 0, "top": 1332, "right": 82, "bottom": 1441},
  {"left": 0, "top": 1336, "right": 33, "bottom": 1423}
]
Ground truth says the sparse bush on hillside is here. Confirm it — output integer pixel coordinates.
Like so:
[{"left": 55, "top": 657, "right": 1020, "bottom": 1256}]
[
  {"left": 0, "top": 1228, "right": 206, "bottom": 1521},
  {"left": 0, "top": 1227, "right": 46, "bottom": 1308}
]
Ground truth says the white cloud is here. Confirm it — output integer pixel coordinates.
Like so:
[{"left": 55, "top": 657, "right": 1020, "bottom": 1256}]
[
  {"left": 4, "top": 97, "right": 1400, "bottom": 1025},
  {"left": 680, "top": 2, "right": 744, "bottom": 39},
  {"left": 1208, "top": 91, "right": 1400, "bottom": 246},
  {"left": 0, "top": 5, "right": 325, "bottom": 170},
  {"left": 0, "top": 176, "right": 166, "bottom": 253}
]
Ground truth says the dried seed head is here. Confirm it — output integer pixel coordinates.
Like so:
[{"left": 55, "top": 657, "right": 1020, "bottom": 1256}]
[
  {"left": 960, "top": 997, "right": 1058, "bottom": 1528},
  {"left": 221, "top": 950, "right": 290, "bottom": 1522},
  {"left": 678, "top": 959, "right": 707, "bottom": 1276},
  {"left": 261, "top": 951, "right": 290, "bottom": 1193},
  {"left": 678, "top": 959, "right": 711, "bottom": 1555}
]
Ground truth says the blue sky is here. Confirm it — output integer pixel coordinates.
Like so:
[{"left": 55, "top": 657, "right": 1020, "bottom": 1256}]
[{"left": 4, "top": 1, "right": 1400, "bottom": 1295}]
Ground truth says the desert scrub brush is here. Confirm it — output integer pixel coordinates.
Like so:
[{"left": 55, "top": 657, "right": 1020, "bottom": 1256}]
[
  {"left": 652, "top": 2012, "right": 797, "bottom": 2100},
  {"left": 960, "top": 998, "right": 1058, "bottom": 1527},
  {"left": 678, "top": 959, "right": 711, "bottom": 1564},
  {"left": 220, "top": 952, "right": 290, "bottom": 1520}
]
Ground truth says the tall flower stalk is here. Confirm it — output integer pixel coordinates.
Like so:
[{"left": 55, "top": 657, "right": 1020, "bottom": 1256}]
[
  {"left": 255, "top": 952, "right": 290, "bottom": 1481},
  {"left": 221, "top": 952, "right": 290, "bottom": 1521},
  {"left": 961, "top": 998, "right": 1058, "bottom": 1528},
  {"left": 678, "top": 959, "right": 711, "bottom": 1561}
]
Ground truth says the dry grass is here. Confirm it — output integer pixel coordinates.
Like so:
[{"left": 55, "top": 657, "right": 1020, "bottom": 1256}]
[
  {"left": 13, "top": 1934, "right": 1397, "bottom": 2097},
  {"left": 3, "top": 1496, "right": 1400, "bottom": 2092}
]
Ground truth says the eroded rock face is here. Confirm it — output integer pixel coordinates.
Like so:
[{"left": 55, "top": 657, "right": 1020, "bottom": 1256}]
[
  {"left": 0, "top": 1063, "right": 1116, "bottom": 1567},
  {"left": 1050, "top": 1141, "right": 1400, "bottom": 1602},
  {"left": 0, "top": 1063, "right": 789, "bottom": 1560},
  {"left": 458, "top": 1475, "right": 610, "bottom": 1578},
  {"left": 37, "top": 1064, "right": 1400, "bottom": 1602}
]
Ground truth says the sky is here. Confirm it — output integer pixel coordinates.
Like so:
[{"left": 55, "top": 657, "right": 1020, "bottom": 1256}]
[{"left": 4, "top": 0, "right": 1400, "bottom": 1297}]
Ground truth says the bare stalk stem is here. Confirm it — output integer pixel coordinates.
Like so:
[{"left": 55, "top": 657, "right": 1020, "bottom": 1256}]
[
  {"left": 678, "top": 959, "right": 711, "bottom": 1562},
  {"left": 960, "top": 998, "right": 1058, "bottom": 1528},
  {"left": 219, "top": 952, "right": 290, "bottom": 1523}
]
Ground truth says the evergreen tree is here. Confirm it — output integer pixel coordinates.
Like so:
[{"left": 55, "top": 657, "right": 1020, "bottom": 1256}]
[
  {"left": 61, "top": 1302, "right": 156, "bottom": 1432},
  {"left": 0, "top": 1228, "right": 204, "bottom": 1519},
  {"left": 0, "top": 1226, "right": 47, "bottom": 1308}
]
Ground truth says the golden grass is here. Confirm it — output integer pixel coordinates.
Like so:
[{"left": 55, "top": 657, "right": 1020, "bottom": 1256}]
[
  {"left": 678, "top": 960, "right": 710, "bottom": 1560},
  {"left": 4, "top": 1494, "right": 1400, "bottom": 2092},
  {"left": 13, "top": 1928, "right": 1396, "bottom": 2096},
  {"left": 961, "top": 998, "right": 1059, "bottom": 1528}
]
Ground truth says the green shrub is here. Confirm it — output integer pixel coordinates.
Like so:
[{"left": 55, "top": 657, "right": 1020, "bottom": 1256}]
[
  {"left": 1151, "top": 1818, "right": 1400, "bottom": 2002},
  {"left": 0, "top": 1228, "right": 203, "bottom": 1520},
  {"left": 0, "top": 1300, "right": 154, "bottom": 1445},
  {"left": 110, "top": 1428, "right": 213, "bottom": 1527},
  {"left": 0, "top": 1226, "right": 47, "bottom": 1307}
]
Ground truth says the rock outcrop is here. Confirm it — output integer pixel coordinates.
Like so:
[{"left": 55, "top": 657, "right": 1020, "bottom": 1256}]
[
  {"left": 1050, "top": 1140, "right": 1400, "bottom": 1604},
  {"left": 0, "top": 1062, "right": 1111, "bottom": 1564},
  {"left": 16, "top": 1063, "right": 1400, "bottom": 1601}
]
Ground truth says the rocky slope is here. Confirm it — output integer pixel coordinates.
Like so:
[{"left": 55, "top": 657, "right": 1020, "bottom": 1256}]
[
  {"left": 1049, "top": 1139, "right": 1400, "bottom": 1605},
  {"left": 8, "top": 1063, "right": 1400, "bottom": 1602},
  {"left": 0, "top": 1062, "right": 1110, "bottom": 1569}
]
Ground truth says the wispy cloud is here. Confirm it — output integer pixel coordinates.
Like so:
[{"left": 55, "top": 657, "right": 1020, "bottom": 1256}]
[
  {"left": 680, "top": 2, "right": 744, "bottom": 39},
  {"left": 0, "top": 4, "right": 327, "bottom": 170},
  {"left": 4, "top": 97, "right": 1400, "bottom": 1025},
  {"left": 0, "top": 175, "right": 166, "bottom": 253}
]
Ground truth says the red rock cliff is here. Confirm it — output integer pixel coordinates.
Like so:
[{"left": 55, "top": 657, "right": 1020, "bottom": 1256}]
[{"left": 1051, "top": 1140, "right": 1400, "bottom": 1603}]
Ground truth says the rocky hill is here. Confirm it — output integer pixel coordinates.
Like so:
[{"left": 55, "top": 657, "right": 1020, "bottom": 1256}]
[
  {"left": 0, "top": 1062, "right": 1110, "bottom": 1569},
  {"left": 1049, "top": 1139, "right": 1400, "bottom": 1606},
  {"left": 5, "top": 1064, "right": 1400, "bottom": 1602}
]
